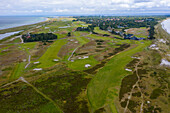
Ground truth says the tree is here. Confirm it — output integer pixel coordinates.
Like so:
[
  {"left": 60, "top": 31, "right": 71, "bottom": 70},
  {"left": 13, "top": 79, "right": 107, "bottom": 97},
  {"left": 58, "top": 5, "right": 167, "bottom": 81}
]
[{"left": 68, "top": 32, "right": 71, "bottom": 37}]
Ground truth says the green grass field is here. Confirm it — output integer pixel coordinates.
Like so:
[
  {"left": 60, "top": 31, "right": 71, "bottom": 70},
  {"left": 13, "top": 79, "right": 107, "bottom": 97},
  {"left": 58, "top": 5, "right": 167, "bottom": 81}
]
[
  {"left": 87, "top": 41, "right": 151, "bottom": 112},
  {"left": 74, "top": 36, "right": 90, "bottom": 45},
  {"left": 10, "top": 62, "right": 26, "bottom": 79},
  {"left": 37, "top": 39, "right": 67, "bottom": 68},
  {"left": 68, "top": 56, "right": 98, "bottom": 71},
  {"left": 19, "top": 42, "right": 37, "bottom": 54}
]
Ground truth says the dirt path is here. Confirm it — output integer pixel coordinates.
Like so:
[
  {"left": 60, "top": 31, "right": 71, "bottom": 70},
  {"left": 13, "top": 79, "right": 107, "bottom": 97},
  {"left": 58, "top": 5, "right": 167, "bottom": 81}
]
[
  {"left": 124, "top": 61, "right": 144, "bottom": 113},
  {"left": 19, "top": 35, "right": 24, "bottom": 43},
  {"left": 25, "top": 55, "right": 31, "bottom": 68},
  {"left": 68, "top": 47, "right": 78, "bottom": 61}
]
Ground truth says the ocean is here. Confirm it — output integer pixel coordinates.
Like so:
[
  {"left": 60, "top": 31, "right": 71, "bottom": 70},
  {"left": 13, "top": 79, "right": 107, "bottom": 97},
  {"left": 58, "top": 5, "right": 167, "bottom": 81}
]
[
  {"left": 0, "top": 16, "right": 46, "bottom": 40},
  {"left": 0, "top": 16, "right": 46, "bottom": 30},
  {"left": 161, "top": 19, "right": 170, "bottom": 34}
]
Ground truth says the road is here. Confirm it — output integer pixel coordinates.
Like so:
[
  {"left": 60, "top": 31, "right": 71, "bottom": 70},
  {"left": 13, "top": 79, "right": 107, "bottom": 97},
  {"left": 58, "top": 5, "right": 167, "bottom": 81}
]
[{"left": 19, "top": 35, "right": 24, "bottom": 43}]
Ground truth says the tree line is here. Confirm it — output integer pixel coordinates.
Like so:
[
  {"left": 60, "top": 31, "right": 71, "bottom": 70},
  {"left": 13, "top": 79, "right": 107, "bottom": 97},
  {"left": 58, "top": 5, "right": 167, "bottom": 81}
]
[{"left": 22, "top": 33, "right": 58, "bottom": 42}]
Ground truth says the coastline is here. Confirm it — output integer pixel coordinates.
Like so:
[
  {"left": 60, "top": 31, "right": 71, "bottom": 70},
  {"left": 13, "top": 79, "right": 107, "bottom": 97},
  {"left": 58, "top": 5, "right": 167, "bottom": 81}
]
[
  {"left": 0, "top": 17, "right": 48, "bottom": 31},
  {"left": 0, "top": 17, "right": 49, "bottom": 34},
  {"left": 161, "top": 18, "right": 170, "bottom": 34},
  {"left": 0, "top": 17, "right": 49, "bottom": 42}
]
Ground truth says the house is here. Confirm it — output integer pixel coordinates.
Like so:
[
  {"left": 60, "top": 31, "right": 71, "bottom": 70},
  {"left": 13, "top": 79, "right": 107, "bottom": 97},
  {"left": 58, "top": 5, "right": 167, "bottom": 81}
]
[{"left": 107, "top": 26, "right": 112, "bottom": 32}]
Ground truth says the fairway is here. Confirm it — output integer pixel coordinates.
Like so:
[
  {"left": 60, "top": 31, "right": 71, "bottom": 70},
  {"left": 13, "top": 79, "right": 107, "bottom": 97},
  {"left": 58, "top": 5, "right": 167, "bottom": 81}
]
[
  {"left": 87, "top": 41, "right": 151, "bottom": 112},
  {"left": 10, "top": 62, "right": 26, "bottom": 79},
  {"left": 37, "top": 39, "right": 68, "bottom": 68}
]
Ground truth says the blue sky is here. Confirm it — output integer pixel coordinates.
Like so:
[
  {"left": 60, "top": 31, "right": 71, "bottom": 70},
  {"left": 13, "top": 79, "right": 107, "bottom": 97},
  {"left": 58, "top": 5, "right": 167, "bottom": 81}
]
[{"left": 0, "top": 0, "right": 170, "bottom": 15}]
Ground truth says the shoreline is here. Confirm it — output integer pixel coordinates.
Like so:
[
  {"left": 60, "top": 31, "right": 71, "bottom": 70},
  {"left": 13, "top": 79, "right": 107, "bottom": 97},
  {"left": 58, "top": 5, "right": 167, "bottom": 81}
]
[
  {"left": 0, "top": 17, "right": 48, "bottom": 31},
  {"left": 0, "top": 17, "right": 50, "bottom": 42},
  {"left": 161, "top": 18, "right": 170, "bottom": 34},
  {"left": 0, "top": 17, "right": 49, "bottom": 34}
]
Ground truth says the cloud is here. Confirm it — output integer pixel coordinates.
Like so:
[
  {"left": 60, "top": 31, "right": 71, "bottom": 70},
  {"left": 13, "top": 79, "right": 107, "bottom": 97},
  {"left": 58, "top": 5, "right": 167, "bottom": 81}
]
[
  {"left": 32, "top": 10, "right": 43, "bottom": 13},
  {"left": 0, "top": 0, "right": 169, "bottom": 15},
  {"left": 52, "top": 8, "right": 69, "bottom": 12}
]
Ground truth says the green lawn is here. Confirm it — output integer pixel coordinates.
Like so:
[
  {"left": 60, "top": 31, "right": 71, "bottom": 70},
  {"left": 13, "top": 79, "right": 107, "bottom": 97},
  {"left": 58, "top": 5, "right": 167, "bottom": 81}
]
[
  {"left": 74, "top": 36, "right": 90, "bottom": 45},
  {"left": 10, "top": 62, "right": 26, "bottom": 79},
  {"left": 87, "top": 41, "right": 151, "bottom": 112},
  {"left": 68, "top": 56, "right": 98, "bottom": 71},
  {"left": 37, "top": 39, "right": 68, "bottom": 68},
  {"left": 19, "top": 42, "right": 37, "bottom": 54}
]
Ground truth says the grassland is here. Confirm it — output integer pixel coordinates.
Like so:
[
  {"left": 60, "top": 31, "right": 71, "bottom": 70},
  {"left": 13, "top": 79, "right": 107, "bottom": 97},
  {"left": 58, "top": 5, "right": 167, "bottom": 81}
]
[
  {"left": 127, "top": 27, "right": 149, "bottom": 38},
  {"left": 88, "top": 34, "right": 132, "bottom": 44},
  {"left": 94, "top": 27, "right": 122, "bottom": 39},
  {"left": 87, "top": 41, "right": 151, "bottom": 112},
  {"left": 19, "top": 42, "right": 37, "bottom": 54},
  {"left": 10, "top": 62, "right": 26, "bottom": 79},
  {"left": 74, "top": 36, "right": 90, "bottom": 45},
  {"left": 37, "top": 39, "right": 68, "bottom": 68}
]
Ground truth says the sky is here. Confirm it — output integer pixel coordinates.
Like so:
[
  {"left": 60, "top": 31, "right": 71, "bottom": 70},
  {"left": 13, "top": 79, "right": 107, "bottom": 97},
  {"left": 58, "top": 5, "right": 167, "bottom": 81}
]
[{"left": 0, "top": 0, "right": 170, "bottom": 16}]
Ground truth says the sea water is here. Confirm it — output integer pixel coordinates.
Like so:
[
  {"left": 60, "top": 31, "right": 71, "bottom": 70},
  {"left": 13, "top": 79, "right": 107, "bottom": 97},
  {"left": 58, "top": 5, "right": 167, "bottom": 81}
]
[
  {"left": 0, "top": 16, "right": 46, "bottom": 40},
  {"left": 0, "top": 16, "right": 46, "bottom": 30}
]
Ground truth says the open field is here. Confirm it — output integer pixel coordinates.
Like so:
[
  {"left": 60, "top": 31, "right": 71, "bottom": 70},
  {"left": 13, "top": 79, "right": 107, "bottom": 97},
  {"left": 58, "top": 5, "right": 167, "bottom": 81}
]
[
  {"left": 94, "top": 27, "right": 122, "bottom": 39},
  {"left": 127, "top": 27, "right": 149, "bottom": 38},
  {"left": 87, "top": 40, "right": 151, "bottom": 112},
  {"left": 19, "top": 42, "right": 37, "bottom": 54}
]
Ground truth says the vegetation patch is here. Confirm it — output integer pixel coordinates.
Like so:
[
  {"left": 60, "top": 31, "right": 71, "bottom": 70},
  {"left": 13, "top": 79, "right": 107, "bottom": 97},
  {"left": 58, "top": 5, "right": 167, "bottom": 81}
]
[
  {"left": 119, "top": 73, "right": 138, "bottom": 101},
  {"left": 150, "top": 88, "right": 164, "bottom": 99},
  {"left": 0, "top": 83, "right": 60, "bottom": 113},
  {"left": 132, "top": 92, "right": 141, "bottom": 97},
  {"left": 127, "top": 100, "right": 138, "bottom": 112},
  {"left": 120, "top": 99, "right": 128, "bottom": 108},
  {"left": 33, "top": 70, "right": 91, "bottom": 113}
]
